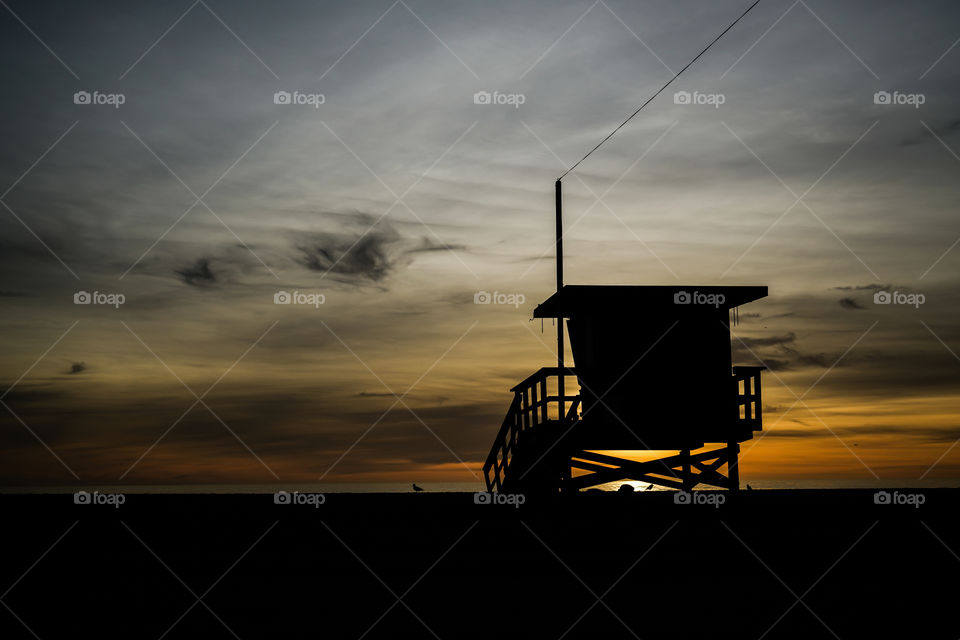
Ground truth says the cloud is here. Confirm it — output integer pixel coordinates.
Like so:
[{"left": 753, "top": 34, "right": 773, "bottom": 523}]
[
  {"left": 731, "top": 332, "right": 845, "bottom": 371},
  {"left": 300, "top": 227, "right": 398, "bottom": 282},
  {"left": 407, "top": 238, "right": 466, "bottom": 253},
  {"left": 297, "top": 215, "right": 463, "bottom": 285},
  {"left": 175, "top": 258, "right": 217, "bottom": 287},
  {"left": 0, "top": 386, "right": 66, "bottom": 404},
  {"left": 765, "top": 424, "right": 960, "bottom": 442},
  {"left": 68, "top": 362, "right": 86, "bottom": 374},
  {"left": 780, "top": 348, "right": 835, "bottom": 369},
  {"left": 735, "top": 333, "right": 796, "bottom": 348},
  {"left": 839, "top": 297, "right": 865, "bottom": 310},
  {"left": 832, "top": 284, "right": 888, "bottom": 291},
  {"left": 901, "top": 118, "right": 960, "bottom": 145}
]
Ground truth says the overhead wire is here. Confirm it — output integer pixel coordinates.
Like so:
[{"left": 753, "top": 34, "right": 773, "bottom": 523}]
[{"left": 557, "top": 0, "right": 762, "bottom": 180}]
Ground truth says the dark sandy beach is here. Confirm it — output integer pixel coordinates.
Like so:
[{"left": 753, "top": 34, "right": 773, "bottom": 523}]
[{"left": 1, "top": 489, "right": 955, "bottom": 639}]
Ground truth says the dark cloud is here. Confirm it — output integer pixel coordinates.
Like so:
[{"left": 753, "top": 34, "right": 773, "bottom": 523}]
[
  {"left": 766, "top": 424, "right": 960, "bottom": 442},
  {"left": 297, "top": 216, "right": 462, "bottom": 285},
  {"left": 762, "top": 428, "right": 822, "bottom": 439},
  {"left": 175, "top": 258, "right": 217, "bottom": 287},
  {"left": 832, "top": 284, "right": 888, "bottom": 291},
  {"left": 938, "top": 119, "right": 960, "bottom": 135},
  {"left": 0, "top": 386, "right": 66, "bottom": 405},
  {"left": 830, "top": 285, "right": 895, "bottom": 311},
  {"left": 731, "top": 332, "right": 846, "bottom": 372},
  {"left": 901, "top": 118, "right": 960, "bottom": 146},
  {"left": 839, "top": 297, "right": 865, "bottom": 310},
  {"left": 407, "top": 238, "right": 466, "bottom": 253},
  {"left": 300, "top": 227, "right": 398, "bottom": 282},
  {"left": 785, "top": 350, "right": 836, "bottom": 369},
  {"left": 734, "top": 333, "right": 796, "bottom": 348}
]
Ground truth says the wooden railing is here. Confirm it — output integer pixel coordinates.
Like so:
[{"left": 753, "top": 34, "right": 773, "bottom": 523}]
[
  {"left": 483, "top": 365, "right": 763, "bottom": 492},
  {"left": 483, "top": 368, "right": 579, "bottom": 492}
]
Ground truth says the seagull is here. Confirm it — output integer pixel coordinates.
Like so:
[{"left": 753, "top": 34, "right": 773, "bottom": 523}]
[{"left": 412, "top": 483, "right": 424, "bottom": 492}]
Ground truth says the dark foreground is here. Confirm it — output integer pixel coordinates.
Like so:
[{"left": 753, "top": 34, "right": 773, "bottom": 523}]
[{"left": 1, "top": 489, "right": 955, "bottom": 639}]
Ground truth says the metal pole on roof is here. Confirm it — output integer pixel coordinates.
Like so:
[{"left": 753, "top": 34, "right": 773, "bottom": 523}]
[{"left": 555, "top": 179, "right": 565, "bottom": 420}]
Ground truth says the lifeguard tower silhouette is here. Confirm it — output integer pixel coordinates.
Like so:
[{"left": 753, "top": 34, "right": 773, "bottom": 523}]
[
  {"left": 483, "top": 182, "right": 767, "bottom": 495},
  {"left": 479, "top": 0, "right": 772, "bottom": 496}
]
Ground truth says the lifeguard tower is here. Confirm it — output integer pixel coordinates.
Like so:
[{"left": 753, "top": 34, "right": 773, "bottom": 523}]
[
  {"left": 480, "top": 0, "right": 773, "bottom": 496},
  {"left": 483, "top": 183, "right": 767, "bottom": 495}
]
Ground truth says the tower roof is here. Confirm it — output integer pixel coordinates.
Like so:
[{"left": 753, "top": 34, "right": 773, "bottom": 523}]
[{"left": 533, "top": 285, "right": 768, "bottom": 318}]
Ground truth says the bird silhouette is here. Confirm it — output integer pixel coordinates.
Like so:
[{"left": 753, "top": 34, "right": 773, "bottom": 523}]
[
  {"left": 645, "top": 484, "right": 655, "bottom": 491},
  {"left": 746, "top": 484, "right": 753, "bottom": 490},
  {"left": 412, "top": 483, "right": 424, "bottom": 492}
]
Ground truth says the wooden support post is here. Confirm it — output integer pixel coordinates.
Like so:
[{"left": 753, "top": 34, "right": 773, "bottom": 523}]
[
  {"left": 727, "top": 441, "right": 740, "bottom": 491},
  {"left": 681, "top": 449, "right": 692, "bottom": 491},
  {"left": 555, "top": 180, "right": 565, "bottom": 423}
]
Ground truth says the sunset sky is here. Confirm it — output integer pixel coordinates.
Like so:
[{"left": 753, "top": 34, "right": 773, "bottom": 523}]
[{"left": 1, "top": 0, "right": 959, "bottom": 487}]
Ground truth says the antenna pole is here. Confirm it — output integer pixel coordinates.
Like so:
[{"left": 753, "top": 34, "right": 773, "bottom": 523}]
[{"left": 555, "top": 179, "right": 565, "bottom": 420}]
